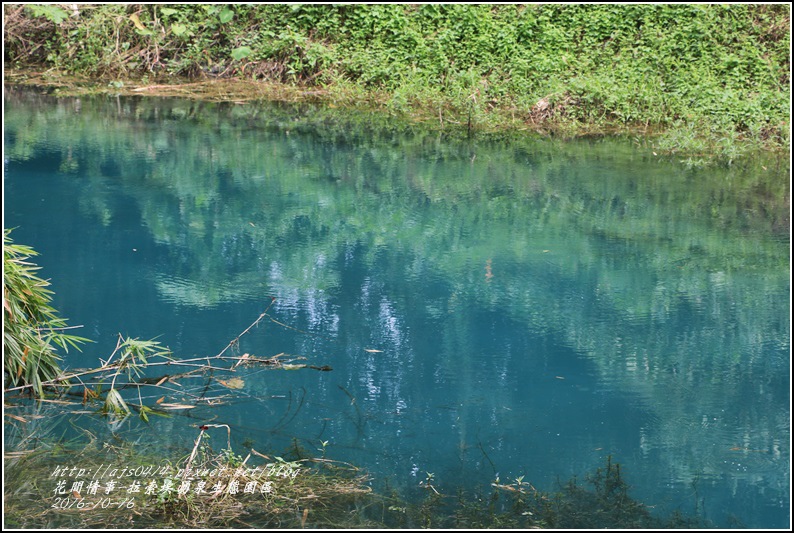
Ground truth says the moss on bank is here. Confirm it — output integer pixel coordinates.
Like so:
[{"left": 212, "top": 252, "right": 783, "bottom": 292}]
[{"left": 3, "top": 4, "right": 790, "bottom": 161}]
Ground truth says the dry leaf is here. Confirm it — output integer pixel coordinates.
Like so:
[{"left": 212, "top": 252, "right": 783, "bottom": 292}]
[
  {"left": 232, "top": 353, "right": 250, "bottom": 369},
  {"left": 364, "top": 348, "right": 383, "bottom": 353},
  {"left": 129, "top": 13, "right": 147, "bottom": 32},
  {"left": 218, "top": 377, "right": 245, "bottom": 389},
  {"left": 156, "top": 396, "right": 165, "bottom": 404},
  {"left": 159, "top": 403, "right": 196, "bottom": 410}
]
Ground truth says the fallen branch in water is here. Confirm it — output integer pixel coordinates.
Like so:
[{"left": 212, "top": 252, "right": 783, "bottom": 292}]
[{"left": 4, "top": 301, "right": 332, "bottom": 425}]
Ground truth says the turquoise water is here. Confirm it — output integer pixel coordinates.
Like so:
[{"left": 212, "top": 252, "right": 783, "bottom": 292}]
[{"left": 4, "top": 89, "right": 790, "bottom": 527}]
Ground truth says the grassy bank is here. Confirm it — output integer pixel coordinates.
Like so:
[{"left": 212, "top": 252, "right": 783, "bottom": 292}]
[{"left": 3, "top": 4, "right": 790, "bottom": 161}]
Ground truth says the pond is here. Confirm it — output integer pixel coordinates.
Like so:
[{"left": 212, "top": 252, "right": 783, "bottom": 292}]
[{"left": 3, "top": 87, "right": 790, "bottom": 528}]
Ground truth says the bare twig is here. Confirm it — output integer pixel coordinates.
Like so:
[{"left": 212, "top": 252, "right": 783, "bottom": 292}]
[
  {"left": 182, "top": 426, "right": 207, "bottom": 481},
  {"left": 216, "top": 297, "right": 277, "bottom": 358}
]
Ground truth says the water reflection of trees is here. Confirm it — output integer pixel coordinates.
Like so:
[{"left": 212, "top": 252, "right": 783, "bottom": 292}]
[{"left": 5, "top": 88, "right": 789, "bottom": 498}]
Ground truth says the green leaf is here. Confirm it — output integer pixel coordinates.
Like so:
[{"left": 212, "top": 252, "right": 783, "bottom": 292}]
[
  {"left": 160, "top": 7, "right": 178, "bottom": 17},
  {"left": 105, "top": 388, "right": 131, "bottom": 415},
  {"left": 219, "top": 8, "right": 235, "bottom": 24},
  {"left": 231, "top": 46, "right": 252, "bottom": 61},
  {"left": 26, "top": 5, "right": 69, "bottom": 25},
  {"left": 171, "top": 23, "right": 187, "bottom": 37}
]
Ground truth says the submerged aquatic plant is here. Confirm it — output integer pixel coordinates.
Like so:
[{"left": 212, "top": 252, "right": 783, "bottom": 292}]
[{"left": 4, "top": 406, "right": 709, "bottom": 530}]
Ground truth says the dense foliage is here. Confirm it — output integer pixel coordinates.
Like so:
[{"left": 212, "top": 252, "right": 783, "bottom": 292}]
[{"left": 3, "top": 4, "right": 790, "bottom": 157}]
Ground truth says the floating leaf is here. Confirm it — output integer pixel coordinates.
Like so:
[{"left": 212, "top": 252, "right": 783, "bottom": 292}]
[
  {"left": 281, "top": 364, "right": 307, "bottom": 371},
  {"left": 160, "top": 403, "right": 197, "bottom": 410},
  {"left": 364, "top": 348, "right": 383, "bottom": 353},
  {"left": 218, "top": 377, "right": 245, "bottom": 389}
]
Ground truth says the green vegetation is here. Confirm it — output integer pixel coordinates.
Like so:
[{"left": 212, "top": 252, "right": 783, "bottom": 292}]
[
  {"left": 3, "top": 229, "right": 88, "bottom": 396},
  {"left": 3, "top": 3, "right": 790, "bottom": 160},
  {"left": 5, "top": 409, "right": 704, "bottom": 529},
  {"left": 4, "top": 7, "right": 788, "bottom": 526},
  {"left": 3, "top": 417, "right": 372, "bottom": 528}
]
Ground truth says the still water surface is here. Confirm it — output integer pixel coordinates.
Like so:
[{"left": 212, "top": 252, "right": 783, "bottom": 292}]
[{"left": 4, "top": 89, "right": 790, "bottom": 527}]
